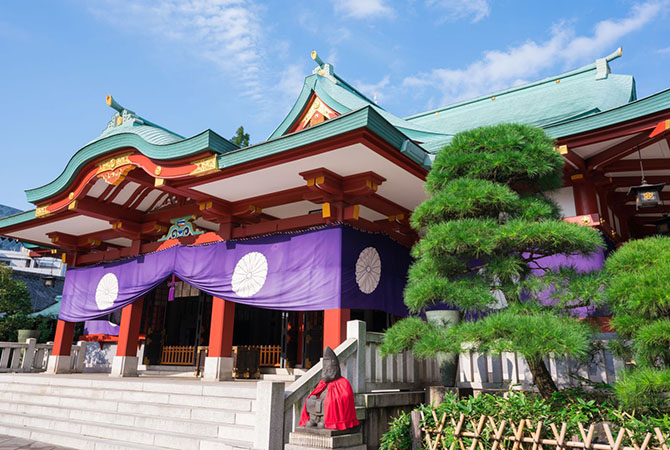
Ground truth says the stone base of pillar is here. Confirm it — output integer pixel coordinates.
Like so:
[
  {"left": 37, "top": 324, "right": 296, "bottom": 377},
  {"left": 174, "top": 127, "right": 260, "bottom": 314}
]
[
  {"left": 46, "top": 355, "right": 71, "bottom": 374},
  {"left": 110, "top": 356, "right": 139, "bottom": 377},
  {"left": 203, "top": 356, "right": 233, "bottom": 381}
]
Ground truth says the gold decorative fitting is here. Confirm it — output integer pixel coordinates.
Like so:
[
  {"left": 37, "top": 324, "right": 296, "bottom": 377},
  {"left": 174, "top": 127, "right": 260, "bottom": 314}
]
[
  {"left": 315, "top": 176, "right": 325, "bottom": 185},
  {"left": 189, "top": 155, "right": 219, "bottom": 176},
  {"left": 557, "top": 145, "right": 568, "bottom": 155},
  {"left": 154, "top": 166, "right": 162, "bottom": 176},
  {"left": 35, "top": 206, "right": 51, "bottom": 218},
  {"left": 96, "top": 154, "right": 133, "bottom": 174},
  {"left": 116, "top": 116, "right": 123, "bottom": 126},
  {"left": 68, "top": 192, "right": 74, "bottom": 200},
  {"left": 435, "top": 111, "right": 439, "bottom": 116},
  {"left": 555, "top": 79, "right": 560, "bottom": 83},
  {"left": 154, "top": 178, "right": 165, "bottom": 187},
  {"left": 570, "top": 174, "right": 584, "bottom": 181},
  {"left": 68, "top": 200, "right": 78, "bottom": 210},
  {"left": 581, "top": 216, "right": 591, "bottom": 225},
  {"left": 322, "top": 203, "right": 332, "bottom": 218},
  {"left": 491, "top": 96, "right": 496, "bottom": 101},
  {"left": 600, "top": 218, "right": 606, "bottom": 225},
  {"left": 50, "top": 249, "right": 57, "bottom": 255}
]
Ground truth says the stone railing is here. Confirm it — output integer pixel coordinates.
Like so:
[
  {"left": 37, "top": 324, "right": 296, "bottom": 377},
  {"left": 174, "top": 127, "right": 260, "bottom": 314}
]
[
  {"left": 282, "top": 320, "right": 441, "bottom": 444},
  {"left": 457, "top": 333, "right": 624, "bottom": 390},
  {"left": 0, "top": 339, "right": 87, "bottom": 373}
]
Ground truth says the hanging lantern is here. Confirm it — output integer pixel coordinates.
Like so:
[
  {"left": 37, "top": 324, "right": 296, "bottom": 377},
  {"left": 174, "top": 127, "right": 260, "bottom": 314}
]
[
  {"left": 627, "top": 183, "right": 665, "bottom": 209},
  {"left": 654, "top": 215, "right": 670, "bottom": 235}
]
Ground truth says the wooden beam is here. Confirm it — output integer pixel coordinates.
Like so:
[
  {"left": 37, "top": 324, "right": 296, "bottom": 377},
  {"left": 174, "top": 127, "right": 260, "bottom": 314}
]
[
  {"left": 68, "top": 196, "right": 144, "bottom": 223},
  {"left": 557, "top": 111, "right": 670, "bottom": 148},
  {"left": 601, "top": 158, "right": 670, "bottom": 172},
  {"left": 587, "top": 132, "right": 667, "bottom": 171}
]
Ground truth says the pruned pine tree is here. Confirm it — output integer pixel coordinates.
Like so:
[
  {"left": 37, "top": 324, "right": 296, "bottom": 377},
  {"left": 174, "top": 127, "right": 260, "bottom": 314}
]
[
  {"left": 382, "top": 123, "right": 603, "bottom": 399},
  {"left": 604, "top": 236, "right": 670, "bottom": 412}
]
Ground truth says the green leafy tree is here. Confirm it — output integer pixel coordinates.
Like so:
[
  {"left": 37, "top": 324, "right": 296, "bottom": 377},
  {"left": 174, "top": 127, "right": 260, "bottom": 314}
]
[
  {"left": 382, "top": 123, "right": 603, "bottom": 399},
  {"left": 0, "top": 265, "right": 31, "bottom": 316},
  {"left": 604, "top": 236, "right": 670, "bottom": 412},
  {"left": 231, "top": 126, "right": 250, "bottom": 147},
  {"left": 0, "top": 265, "right": 32, "bottom": 341}
]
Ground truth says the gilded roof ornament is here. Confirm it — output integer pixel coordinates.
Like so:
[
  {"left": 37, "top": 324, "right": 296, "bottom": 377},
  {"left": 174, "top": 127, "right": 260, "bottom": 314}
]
[
  {"left": 103, "top": 95, "right": 145, "bottom": 133},
  {"left": 310, "top": 51, "right": 337, "bottom": 83}
]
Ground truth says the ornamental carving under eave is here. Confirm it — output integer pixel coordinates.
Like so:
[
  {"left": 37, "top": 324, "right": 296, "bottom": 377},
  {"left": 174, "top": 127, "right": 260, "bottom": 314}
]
[{"left": 190, "top": 155, "right": 219, "bottom": 176}]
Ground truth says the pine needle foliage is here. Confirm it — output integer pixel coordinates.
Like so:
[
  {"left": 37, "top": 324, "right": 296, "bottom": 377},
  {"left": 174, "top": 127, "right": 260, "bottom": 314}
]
[
  {"left": 604, "top": 236, "right": 670, "bottom": 411},
  {"left": 382, "top": 123, "right": 604, "bottom": 399}
]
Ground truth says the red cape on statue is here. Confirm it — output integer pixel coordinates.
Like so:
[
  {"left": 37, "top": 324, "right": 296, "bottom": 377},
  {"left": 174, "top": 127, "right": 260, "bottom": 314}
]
[{"left": 298, "top": 377, "right": 359, "bottom": 430}]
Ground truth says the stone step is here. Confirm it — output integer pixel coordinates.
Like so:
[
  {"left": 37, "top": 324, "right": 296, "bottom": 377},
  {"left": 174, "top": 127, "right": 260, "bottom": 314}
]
[
  {"left": 0, "top": 390, "right": 256, "bottom": 428},
  {"left": 0, "top": 410, "right": 254, "bottom": 450},
  {"left": 0, "top": 422, "right": 162, "bottom": 450},
  {"left": 0, "top": 385, "right": 256, "bottom": 413},
  {"left": 0, "top": 374, "right": 258, "bottom": 399},
  {"left": 2, "top": 400, "right": 247, "bottom": 437}
]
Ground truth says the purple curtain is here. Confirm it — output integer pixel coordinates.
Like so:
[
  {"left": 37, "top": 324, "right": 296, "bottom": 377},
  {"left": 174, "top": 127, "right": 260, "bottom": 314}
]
[{"left": 63, "top": 226, "right": 412, "bottom": 323}]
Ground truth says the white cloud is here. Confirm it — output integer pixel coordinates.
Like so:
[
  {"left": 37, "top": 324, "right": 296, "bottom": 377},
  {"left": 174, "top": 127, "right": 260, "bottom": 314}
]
[
  {"left": 658, "top": 47, "right": 670, "bottom": 54},
  {"left": 85, "top": 0, "right": 284, "bottom": 105},
  {"left": 427, "top": 0, "right": 490, "bottom": 23},
  {"left": 403, "top": 1, "right": 667, "bottom": 106},
  {"left": 332, "top": 0, "right": 394, "bottom": 19},
  {"left": 355, "top": 75, "right": 391, "bottom": 104}
]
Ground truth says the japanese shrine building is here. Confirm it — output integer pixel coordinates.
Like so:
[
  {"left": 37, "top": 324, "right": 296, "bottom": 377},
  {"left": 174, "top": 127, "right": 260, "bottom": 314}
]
[{"left": 0, "top": 49, "right": 668, "bottom": 378}]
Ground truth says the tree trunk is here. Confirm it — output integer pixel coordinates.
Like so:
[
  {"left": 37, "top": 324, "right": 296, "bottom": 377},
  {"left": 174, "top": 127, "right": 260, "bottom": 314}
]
[{"left": 525, "top": 357, "right": 558, "bottom": 399}]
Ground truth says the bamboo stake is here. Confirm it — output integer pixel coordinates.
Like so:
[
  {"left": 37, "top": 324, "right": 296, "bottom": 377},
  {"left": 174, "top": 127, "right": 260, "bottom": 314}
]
[
  {"left": 532, "top": 421, "right": 543, "bottom": 450},
  {"left": 512, "top": 419, "right": 526, "bottom": 450},
  {"left": 655, "top": 428, "right": 669, "bottom": 450},
  {"left": 431, "top": 413, "right": 447, "bottom": 450}
]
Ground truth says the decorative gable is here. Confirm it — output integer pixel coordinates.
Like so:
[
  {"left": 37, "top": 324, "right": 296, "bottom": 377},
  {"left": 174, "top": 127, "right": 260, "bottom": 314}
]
[{"left": 289, "top": 94, "right": 338, "bottom": 133}]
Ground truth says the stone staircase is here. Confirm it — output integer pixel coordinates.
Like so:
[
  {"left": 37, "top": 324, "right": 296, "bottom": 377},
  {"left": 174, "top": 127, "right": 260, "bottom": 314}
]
[{"left": 0, "top": 373, "right": 261, "bottom": 450}]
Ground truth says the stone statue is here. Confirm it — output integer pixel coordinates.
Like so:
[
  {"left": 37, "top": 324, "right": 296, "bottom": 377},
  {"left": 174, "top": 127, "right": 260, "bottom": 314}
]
[{"left": 299, "top": 347, "right": 359, "bottom": 431}]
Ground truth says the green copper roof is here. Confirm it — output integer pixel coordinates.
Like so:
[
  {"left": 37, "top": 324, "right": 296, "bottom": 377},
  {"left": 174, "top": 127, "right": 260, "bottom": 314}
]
[
  {"left": 0, "top": 209, "right": 36, "bottom": 230},
  {"left": 25, "top": 129, "right": 238, "bottom": 203},
  {"left": 544, "top": 88, "right": 670, "bottom": 138},
  {"left": 268, "top": 66, "right": 451, "bottom": 145},
  {"left": 225, "top": 105, "right": 432, "bottom": 170},
  {"left": 404, "top": 60, "right": 636, "bottom": 136}
]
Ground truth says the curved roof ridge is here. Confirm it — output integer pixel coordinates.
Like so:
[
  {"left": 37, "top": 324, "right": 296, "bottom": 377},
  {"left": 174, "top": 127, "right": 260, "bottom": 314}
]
[{"left": 404, "top": 61, "right": 601, "bottom": 121}]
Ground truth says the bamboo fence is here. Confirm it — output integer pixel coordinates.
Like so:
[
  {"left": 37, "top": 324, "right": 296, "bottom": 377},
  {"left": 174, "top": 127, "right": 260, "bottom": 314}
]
[{"left": 417, "top": 413, "right": 669, "bottom": 450}]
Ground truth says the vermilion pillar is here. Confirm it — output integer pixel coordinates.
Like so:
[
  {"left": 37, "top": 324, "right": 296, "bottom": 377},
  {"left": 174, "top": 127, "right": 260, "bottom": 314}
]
[
  {"left": 52, "top": 320, "right": 75, "bottom": 356},
  {"left": 323, "top": 309, "right": 350, "bottom": 351},
  {"left": 208, "top": 296, "right": 235, "bottom": 358},
  {"left": 573, "top": 180, "right": 599, "bottom": 216},
  {"left": 111, "top": 297, "right": 144, "bottom": 377},
  {"left": 46, "top": 319, "right": 75, "bottom": 374},
  {"left": 204, "top": 297, "right": 235, "bottom": 380}
]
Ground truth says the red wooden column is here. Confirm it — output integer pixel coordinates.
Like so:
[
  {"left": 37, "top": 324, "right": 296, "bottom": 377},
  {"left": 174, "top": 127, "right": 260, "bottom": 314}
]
[
  {"left": 46, "top": 319, "right": 75, "bottom": 374},
  {"left": 204, "top": 296, "right": 235, "bottom": 380},
  {"left": 323, "top": 309, "right": 350, "bottom": 351},
  {"left": 573, "top": 179, "right": 599, "bottom": 216},
  {"left": 111, "top": 298, "right": 144, "bottom": 377}
]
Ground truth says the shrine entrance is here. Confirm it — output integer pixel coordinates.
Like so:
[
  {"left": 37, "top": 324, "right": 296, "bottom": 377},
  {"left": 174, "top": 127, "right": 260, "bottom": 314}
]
[
  {"left": 141, "top": 279, "right": 305, "bottom": 369},
  {"left": 142, "top": 280, "right": 211, "bottom": 366}
]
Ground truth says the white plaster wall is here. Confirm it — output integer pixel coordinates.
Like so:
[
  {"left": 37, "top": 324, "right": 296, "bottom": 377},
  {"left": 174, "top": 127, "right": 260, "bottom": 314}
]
[{"left": 547, "top": 186, "right": 576, "bottom": 218}]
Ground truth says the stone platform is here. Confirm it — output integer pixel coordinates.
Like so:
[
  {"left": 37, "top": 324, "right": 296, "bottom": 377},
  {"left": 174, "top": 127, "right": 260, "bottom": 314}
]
[{"left": 285, "top": 427, "right": 366, "bottom": 450}]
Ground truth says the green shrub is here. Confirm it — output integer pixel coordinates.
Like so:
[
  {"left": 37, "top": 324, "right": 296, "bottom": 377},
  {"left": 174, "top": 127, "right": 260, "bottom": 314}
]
[
  {"left": 380, "top": 391, "right": 670, "bottom": 448},
  {"left": 379, "top": 410, "right": 412, "bottom": 450}
]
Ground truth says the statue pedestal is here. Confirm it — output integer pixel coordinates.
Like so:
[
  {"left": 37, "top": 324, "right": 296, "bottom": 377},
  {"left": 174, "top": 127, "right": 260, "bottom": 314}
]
[{"left": 286, "top": 427, "right": 366, "bottom": 450}]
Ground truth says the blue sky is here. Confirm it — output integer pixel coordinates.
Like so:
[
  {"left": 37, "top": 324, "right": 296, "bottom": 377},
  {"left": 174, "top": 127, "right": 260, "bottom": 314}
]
[{"left": 1, "top": 0, "right": 668, "bottom": 210}]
